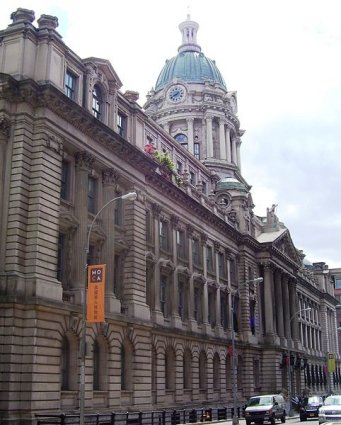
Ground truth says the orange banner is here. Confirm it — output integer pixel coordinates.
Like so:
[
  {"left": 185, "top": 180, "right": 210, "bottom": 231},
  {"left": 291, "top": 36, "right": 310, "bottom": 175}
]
[{"left": 87, "top": 264, "right": 106, "bottom": 323}]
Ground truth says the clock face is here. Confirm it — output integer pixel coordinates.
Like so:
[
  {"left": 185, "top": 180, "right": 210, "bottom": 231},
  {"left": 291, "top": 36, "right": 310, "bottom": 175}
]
[{"left": 168, "top": 85, "right": 185, "bottom": 103}]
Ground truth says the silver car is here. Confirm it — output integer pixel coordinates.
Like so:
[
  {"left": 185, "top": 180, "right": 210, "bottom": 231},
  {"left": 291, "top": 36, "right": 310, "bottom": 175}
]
[{"left": 319, "top": 395, "right": 341, "bottom": 423}]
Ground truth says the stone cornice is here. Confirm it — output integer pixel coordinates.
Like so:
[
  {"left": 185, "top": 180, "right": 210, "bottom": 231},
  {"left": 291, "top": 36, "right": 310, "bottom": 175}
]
[{"left": 0, "top": 74, "right": 157, "bottom": 176}]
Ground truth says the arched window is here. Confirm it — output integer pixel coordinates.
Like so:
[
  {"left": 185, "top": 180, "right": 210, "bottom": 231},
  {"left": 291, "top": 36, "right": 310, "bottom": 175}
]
[
  {"left": 174, "top": 133, "right": 188, "bottom": 149},
  {"left": 121, "top": 339, "right": 133, "bottom": 391},
  {"left": 61, "top": 336, "right": 70, "bottom": 390},
  {"left": 93, "top": 340, "right": 100, "bottom": 390},
  {"left": 60, "top": 334, "right": 78, "bottom": 391},
  {"left": 165, "top": 347, "right": 176, "bottom": 390},
  {"left": 92, "top": 85, "right": 102, "bottom": 119},
  {"left": 213, "top": 353, "right": 220, "bottom": 390},
  {"left": 93, "top": 337, "right": 108, "bottom": 391},
  {"left": 183, "top": 348, "right": 192, "bottom": 389},
  {"left": 226, "top": 352, "right": 232, "bottom": 388},
  {"left": 199, "top": 350, "right": 207, "bottom": 389}
]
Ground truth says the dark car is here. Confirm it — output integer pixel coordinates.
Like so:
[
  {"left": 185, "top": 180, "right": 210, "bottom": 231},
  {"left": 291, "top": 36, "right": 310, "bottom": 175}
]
[{"left": 300, "top": 396, "right": 323, "bottom": 421}]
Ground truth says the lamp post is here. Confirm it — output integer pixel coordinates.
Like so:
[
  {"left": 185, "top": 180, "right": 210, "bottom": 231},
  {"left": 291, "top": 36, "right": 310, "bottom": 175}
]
[
  {"left": 287, "top": 307, "right": 311, "bottom": 417},
  {"left": 79, "top": 191, "right": 137, "bottom": 425},
  {"left": 232, "top": 277, "right": 263, "bottom": 425}
]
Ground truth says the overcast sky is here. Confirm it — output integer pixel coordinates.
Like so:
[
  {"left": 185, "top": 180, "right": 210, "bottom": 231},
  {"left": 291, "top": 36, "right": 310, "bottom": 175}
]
[{"left": 2, "top": 0, "right": 340, "bottom": 268}]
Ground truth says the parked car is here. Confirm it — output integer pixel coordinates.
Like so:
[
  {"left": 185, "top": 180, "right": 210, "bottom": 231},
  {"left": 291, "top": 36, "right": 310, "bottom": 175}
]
[
  {"left": 300, "top": 396, "right": 323, "bottom": 421},
  {"left": 244, "top": 394, "right": 286, "bottom": 425},
  {"left": 319, "top": 395, "right": 341, "bottom": 423}
]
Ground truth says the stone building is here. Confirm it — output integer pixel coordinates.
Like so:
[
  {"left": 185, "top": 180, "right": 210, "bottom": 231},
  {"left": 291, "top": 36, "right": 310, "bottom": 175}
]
[{"left": 0, "top": 8, "right": 339, "bottom": 425}]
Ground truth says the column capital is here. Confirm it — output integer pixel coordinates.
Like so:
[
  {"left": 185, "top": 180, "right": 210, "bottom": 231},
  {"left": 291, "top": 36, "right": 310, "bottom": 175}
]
[
  {"left": 151, "top": 202, "right": 162, "bottom": 218},
  {"left": 0, "top": 113, "right": 10, "bottom": 138},
  {"left": 102, "top": 168, "right": 120, "bottom": 186},
  {"left": 170, "top": 214, "right": 180, "bottom": 229},
  {"left": 75, "top": 151, "right": 94, "bottom": 171}
]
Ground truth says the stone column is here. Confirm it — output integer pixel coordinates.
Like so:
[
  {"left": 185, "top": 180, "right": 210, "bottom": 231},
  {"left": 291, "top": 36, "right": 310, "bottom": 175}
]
[
  {"left": 263, "top": 264, "right": 274, "bottom": 336},
  {"left": 152, "top": 203, "right": 162, "bottom": 314},
  {"left": 289, "top": 280, "right": 299, "bottom": 342},
  {"left": 0, "top": 115, "right": 10, "bottom": 270},
  {"left": 202, "top": 236, "right": 209, "bottom": 326},
  {"left": 187, "top": 118, "right": 194, "bottom": 154},
  {"left": 236, "top": 138, "right": 241, "bottom": 169},
  {"left": 275, "top": 269, "right": 285, "bottom": 339},
  {"left": 219, "top": 119, "right": 226, "bottom": 160},
  {"left": 206, "top": 115, "right": 213, "bottom": 158},
  {"left": 102, "top": 168, "right": 121, "bottom": 313},
  {"left": 214, "top": 244, "right": 222, "bottom": 330},
  {"left": 73, "top": 151, "right": 94, "bottom": 301},
  {"left": 231, "top": 138, "right": 237, "bottom": 164},
  {"left": 225, "top": 128, "right": 232, "bottom": 162},
  {"left": 282, "top": 275, "right": 291, "bottom": 340},
  {"left": 171, "top": 215, "right": 181, "bottom": 327}
]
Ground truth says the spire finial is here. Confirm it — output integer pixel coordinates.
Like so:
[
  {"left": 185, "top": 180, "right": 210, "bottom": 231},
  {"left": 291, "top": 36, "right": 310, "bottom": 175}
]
[{"left": 187, "top": 5, "right": 191, "bottom": 20}]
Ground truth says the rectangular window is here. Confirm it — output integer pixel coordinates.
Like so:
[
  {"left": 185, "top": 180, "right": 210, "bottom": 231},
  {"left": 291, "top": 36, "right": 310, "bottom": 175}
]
[
  {"left": 202, "top": 181, "right": 207, "bottom": 195},
  {"left": 206, "top": 245, "right": 214, "bottom": 273},
  {"left": 335, "top": 279, "right": 341, "bottom": 289},
  {"left": 60, "top": 160, "right": 70, "bottom": 201},
  {"left": 114, "top": 190, "right": 123, "bottom": 226},
  {"left": 194, "top": 286, "right": 202, "bottom": 323},
  {"left": 190, "top": 171, "right": 195, "bottom": 186},
  {"left": 159, "top": 220, "right": 169, "bottom": 251},
  {"left": 192, "top": 239, "right": 201, "bottom": 267},
  {"left": 88, "top": 176, "right": 97, "bottom": 214},
  {"left": 64, "top": 70, "right": 76, "bottom": 100},
  {"left": 230, "top": 258, "right": 236, "bottom": 283},
  {"left": 220, "top": 293, "right": 228, "bottom": 330},
  {"left": 57, "top": 233, "right": 65, "bottom": 283},
  {"left": 176, "top": 160, "right": 183, "bottom": 175},
  {"left": 146, "top": 210, "right": 152, "bottom": 243},
  {"left": 208, "top": 289, "right": 216, "bottom": 326},
  {"left": 177, "top": 229, "right": 186, "bottom": 259},
  {"left": 218, "top": 252, "right": 225, "bottom": 278},
  {"left": 160, "top": 275, "right": 168, "bottom": 316},
  {"left": 194, "top": 142, "right": 200, "bottom": 159},
  {"left": 117, "top": 112, "right": 127, "bottom": 138}
]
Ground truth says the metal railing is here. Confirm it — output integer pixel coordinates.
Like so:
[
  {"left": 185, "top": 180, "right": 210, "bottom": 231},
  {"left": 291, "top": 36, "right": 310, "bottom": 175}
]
[{"left": 36, "top": 406, "right": 245, "bottom": 425}]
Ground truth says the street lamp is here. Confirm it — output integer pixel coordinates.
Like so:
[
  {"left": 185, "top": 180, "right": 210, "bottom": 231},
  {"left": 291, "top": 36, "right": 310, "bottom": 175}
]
[
  {"left": 287, "top": 307, "right": 311, "bottom": 417},
  {"left": 79, "top": 191, "right": 137, "bottom": 425},
  {"left": 232, "top": 277, "right": 263, "bottom": 425}
]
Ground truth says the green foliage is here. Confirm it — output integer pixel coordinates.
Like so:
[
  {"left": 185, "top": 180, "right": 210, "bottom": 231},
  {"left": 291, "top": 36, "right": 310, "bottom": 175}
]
[{"left": 153, "top": 150, "right": 175, "bottom": 171}]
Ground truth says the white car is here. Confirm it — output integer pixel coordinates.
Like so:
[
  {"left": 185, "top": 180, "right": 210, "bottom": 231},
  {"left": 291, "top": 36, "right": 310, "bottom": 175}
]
[{"left": 319, "top": 395, "right": 341, "bottom": 423}]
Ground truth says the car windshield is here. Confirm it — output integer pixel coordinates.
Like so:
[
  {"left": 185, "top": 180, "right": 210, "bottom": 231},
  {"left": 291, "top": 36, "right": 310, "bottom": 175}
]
[
  {"left": 248, "top": 397, "right": 273, "bottom": 406},
  {"left": 307, "top": 396, "right": 322, "bottom": 404},
  {"left": 324, "top": 396, "right": 341, "bottom": 406}
]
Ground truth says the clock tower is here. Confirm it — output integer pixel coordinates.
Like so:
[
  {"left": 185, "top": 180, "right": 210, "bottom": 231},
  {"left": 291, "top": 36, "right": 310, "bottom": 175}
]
[{"left": 144, "top": 14, "right": 244, "bottom": 181}]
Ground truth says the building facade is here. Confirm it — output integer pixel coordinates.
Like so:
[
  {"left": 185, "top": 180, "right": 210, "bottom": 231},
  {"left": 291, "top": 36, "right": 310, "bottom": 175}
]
[{"left": 0, "top": 8, "right": 340, "bottom": 424}]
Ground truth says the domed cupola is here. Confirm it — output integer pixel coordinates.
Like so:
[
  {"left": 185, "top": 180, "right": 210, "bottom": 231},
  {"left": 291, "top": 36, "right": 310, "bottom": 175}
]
[
  {"left": 144, "top": 14, "right": 244, "bottom": 181},
  {"left": 155, "top": 15, "right": 226, "bottom": 91}
]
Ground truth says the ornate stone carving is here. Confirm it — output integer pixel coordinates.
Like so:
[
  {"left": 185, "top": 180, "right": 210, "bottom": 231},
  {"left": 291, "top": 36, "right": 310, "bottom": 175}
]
[
  {"left": 45, "top": 133, "right": 63, "bottom": 155},
  {"left": 0, "top": 114, "right": 10, "bottom": 138},
  {"left": 102, "top": 168, "right": 120, "bottom": 186},
  {"left": 151, "top": 202, "right": 162, "bottom": 217},
  {"left": 75, "top": 151, "right": 94, "bottom": 170},
  {"left": 170, "top": 214, "right": 180, "bottom": 229},
  {"left": 186, "top": 223, "right": 194, "bottom": 237}
]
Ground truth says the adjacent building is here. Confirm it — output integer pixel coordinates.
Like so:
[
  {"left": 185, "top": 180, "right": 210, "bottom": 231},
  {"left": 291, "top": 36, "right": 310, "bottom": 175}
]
[{"left": 0, "top": 8, "right": 339, "bottom": 425}]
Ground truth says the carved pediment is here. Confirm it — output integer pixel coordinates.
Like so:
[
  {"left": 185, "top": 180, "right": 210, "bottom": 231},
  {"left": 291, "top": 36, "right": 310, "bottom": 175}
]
[
  {"left": 83, "top": 57, "right": 123, "bottom": 90},
  {"left": 273, "top": 231, "right": 301, "bottom": 264}
]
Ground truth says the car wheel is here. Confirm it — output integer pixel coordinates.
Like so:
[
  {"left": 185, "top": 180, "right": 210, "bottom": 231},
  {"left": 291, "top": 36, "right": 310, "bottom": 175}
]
[
  {"left": 270, "top": 415, "right": 276, "bottom": 425},
  {"left": 281, "top": 415, "right": 286, "bottom": 423},
  {"left": 300, "top": 416, "right": 306, "bottom": 422},
  {"left": 246, "top": 420, "right": 251, "bottom": 425}
]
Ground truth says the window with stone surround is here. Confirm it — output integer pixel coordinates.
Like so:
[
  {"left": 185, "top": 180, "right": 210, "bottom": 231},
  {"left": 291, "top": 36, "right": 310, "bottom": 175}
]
[
  {"left": 160, "top": 274, "right": 170, "bottom": 317},
  {"left": 159, "top": 220, "right": 170, "bottom": 252},
  {"left": 117, "top": 111, "right": 127, "bottom": 138},
  {"left": 64, "top": 69, "right": 77, "bottom": 100},
  {"left": 218, "top": 252, "right": 226, "bottom": 279},
  {"left": 192, "top": 238, "right": 201, "bottom": 267},
  {"left": 60, "top": 160, "right": 71, "bottom": 201},
  {"left": 194, "top": 142, "right": 200, "bottom": 159},
  {"left": 213, "top": 352, "right": 220, "bottom": 390},
  {"left": 92, "top": 84, "right": 102, "bottom": 119},
  {"left": 165, "top": 347, "right": 176, "bottom": 390},
  {"left": 193, "top": 285, "right": 202, "bottom": 323},
  {"left": 93, "top": 337, "right": 108, "bottom": 391},
  {"left": 183, "top": 348, "right": 192, "bottom": 389},
  {"left": 220, "top": 292, "right": 229, "bottom": 330},
  {"left": 206, "top": 245, "right": 214, "bottom": 273},
  {"left": 61, "top": 334, "right": 77, "bottom": 391},
  {"left": 176, "top": 229, "right": 186, "bottom": 259},
  {"left": 121, "top": 339, "right": 133, "bottom": 391},
  {"left": 178, "top": 280, "right": 188, "bottom": 321},
  {"left": 199, "top": 350, "right": 207, "bottom": 389},
  {"left": 88, "top": 176, "right": 97, "bottom": 214},
  {"left": 208, "top": 287, "right": 216, "bottom": 327}
]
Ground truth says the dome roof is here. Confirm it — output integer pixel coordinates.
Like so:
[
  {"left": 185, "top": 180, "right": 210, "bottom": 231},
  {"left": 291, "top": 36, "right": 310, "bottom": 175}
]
[
  {"left": 216, "top": 177, "right": 247, "bottom": 192},
  {"left": 155, "top": 51, "right": 226, "bottom": 90},
  {"left": 154, "top": 15, "right": 226, "bottom": 91}
]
